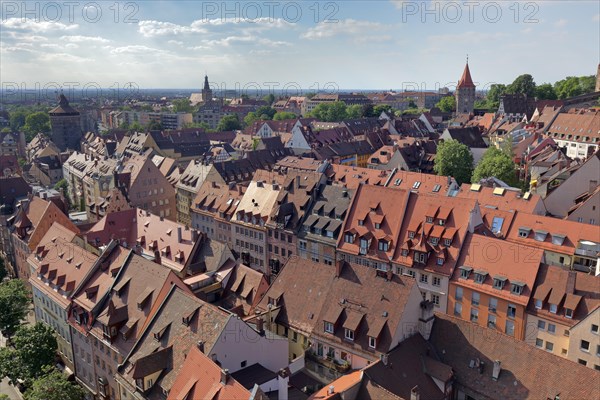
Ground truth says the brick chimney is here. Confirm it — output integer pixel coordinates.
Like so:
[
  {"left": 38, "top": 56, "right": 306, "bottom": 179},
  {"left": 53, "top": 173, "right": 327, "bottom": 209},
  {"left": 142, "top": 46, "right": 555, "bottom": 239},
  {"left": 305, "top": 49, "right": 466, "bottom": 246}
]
[
  {"left": 220, "top": 369, "right": 229, "bottom": 385},
  {"left": 154, "top": 249, "right": 161, "bottom": 264},
  {"left": 197, "top": 340, "right": 205, "bottom": 353},
  {"left": 566, "top": 271, "right": 577, "bottom": 294},
  {"left": 177, "top": 227, "right": 182, "bottom": 243}
]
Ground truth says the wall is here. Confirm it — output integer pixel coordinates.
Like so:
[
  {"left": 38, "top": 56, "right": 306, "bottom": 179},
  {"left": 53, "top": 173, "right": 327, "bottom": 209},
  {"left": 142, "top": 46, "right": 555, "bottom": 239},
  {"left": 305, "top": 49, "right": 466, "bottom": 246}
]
[
  {"left": 567, "top": 308, "right": 600, "bottom": 370},
  {"left": 524, "top": 313, "right": 571, "bottom": 358}
]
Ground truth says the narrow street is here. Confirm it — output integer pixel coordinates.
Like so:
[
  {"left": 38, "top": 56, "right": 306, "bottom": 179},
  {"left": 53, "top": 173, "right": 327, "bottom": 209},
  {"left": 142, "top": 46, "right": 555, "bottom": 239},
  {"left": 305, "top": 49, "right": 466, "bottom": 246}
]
[{"left": 0, "top": 309, "right": 35, "bottom": 399}]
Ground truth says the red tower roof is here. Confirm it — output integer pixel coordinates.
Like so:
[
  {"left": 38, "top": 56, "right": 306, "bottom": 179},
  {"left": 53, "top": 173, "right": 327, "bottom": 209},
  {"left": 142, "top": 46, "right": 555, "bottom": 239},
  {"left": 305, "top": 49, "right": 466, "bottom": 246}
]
[{"left": 458, "top": 63, "right": 475, "bottom": 88}]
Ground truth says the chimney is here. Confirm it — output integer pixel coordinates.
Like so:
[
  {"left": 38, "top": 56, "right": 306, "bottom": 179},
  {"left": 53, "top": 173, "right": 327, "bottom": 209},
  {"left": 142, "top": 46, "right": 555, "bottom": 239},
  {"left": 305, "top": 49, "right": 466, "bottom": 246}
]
[
  {"left": 197, "top": 340, "right": 205, "bottom": 354},
  {"left": 566, "top": 271, "right": 577, "bottom": 294},
  {"left": 410, "top": 386, "right": 420, "bottom": 400},
  {"left": 386, "top": 268, "right": 393, "bottom": 281},
  {"left": 295, "top": 175, "right": 300, "bottom": 188},
  {"left": 220, "top": 369, "right": 229, "bottom": 385},
  {"left": 277, "top": 368, "right": 290, "bottom": 400},
  {"left": 327, "top": 386, "right": 335, "bottom": 395},
  {"left": 154, "top": 249, "right": 161, "bottom": 264},
  {"left": 177, "top": 227, "right": 182, "bottom": 243},
  {"left": 335, "top": 260, "right": 344, "bottom": 277},
  {"left": 492, "top": 360, "right": 501, "bottom": 381},
  {"left": 255, "top": 311, "right": 264, "bottom": 335}
]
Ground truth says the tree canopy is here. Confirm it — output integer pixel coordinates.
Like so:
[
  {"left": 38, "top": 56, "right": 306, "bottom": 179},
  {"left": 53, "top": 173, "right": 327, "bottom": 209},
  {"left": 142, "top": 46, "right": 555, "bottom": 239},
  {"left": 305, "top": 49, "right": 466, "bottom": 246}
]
[
  {"left": 307, "top": 101, "right": 349, "bottom": 122},
  {"left": 171, "top": 98, "right": 194, "bottom": 113},
  {"left": 0, "top": 323, "right": 57, "bottom": 387},
  {"left": 217, "top": 114, "right": 242, "bottom": 131},
  {"left": 472, "top": 146, "right": 518, "bottom": 187},
  {"left": 535, "top": 83, "right": 557, "bottom": 100},
  {"left": 506, "top": 74, "right": 536, "bottom": 98},
  {"left": 0, "top": 279, "right": 29, "bottom": 338},
  {"left": 273, "top": 112, "right": 297, "bottom": 121},
  {"left": 23, "top": 112, "right": 50, "bottom": 142},
  {"left": 433, "top": 140, "right": 474, "bottom": 185},
  {"left": 24, "top": 367, "right": 85, "bottom": 400},
  {"left": 262, "top": 93, "right": 275, "bottom": 105},
  {"left": 435, "top": 96, "right": 455, "bottom": 113}
]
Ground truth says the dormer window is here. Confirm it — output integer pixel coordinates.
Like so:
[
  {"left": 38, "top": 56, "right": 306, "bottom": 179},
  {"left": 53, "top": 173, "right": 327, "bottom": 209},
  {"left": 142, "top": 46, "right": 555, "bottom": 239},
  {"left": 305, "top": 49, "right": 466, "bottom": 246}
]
[
  {"left": 474, "top": 272, "right": 487, "bottom": 284},
  {"left": 324, "top": 321, "right": 334, "bottom": 333},
  {"left": 518, "top": 227, "right": 530, "bottom": 238},
  {"left": 374, "top": 223, "right": 381, "bottom": 229},
  {"left": 378, "top": 240, "right": 389, "bottom": 252},
  {"left": 369, "top": 336, "right": 376, "bottom": 349},
  {"left": 551, "top": 234, "right": 566, "bottom": 246},
  {"left": 436, "top": 257, "right": 444, "bottom": 265},
  {"left": 459, "top": 266, "right": 472, "bottom": 279},
  {"left": 493, "top": 277, "right": 506, "bottom": 290},
  {"left": 430, "top": 237, "right": 439, "bottom": 246},
  {"left": 438, "top": 219, "right": 445, "bottom": 226},
  {"left": 344, "top": 329, "right": 354, "bottom": 341},
  {"left": 345, "top": 233, "right": 355, "bottom": 244},
  {"left": 535, "top": 299, "right": 543, "bottom": 309},
  {"left": 426, "top": 216, "right": 433, "bottom": 223},
  {"left": 534, "top": 230, "right": 548, "bottom": 242},
  {"left": 359, "top": 238, "right": 370, "bottom": 255},
  {"left": 510, "top": 282, "right": 525, "bottom": 295},
  {"left": 444, "top": 238, "right": 452, "bottom": 247},
  {"left": 549, "top": 304, "right": 558, "bottom": 314},
  {"left": 565, "top": 308, "right": 573, "bottom": 319},
  {"left": 408, "top": 231, "right": 415, "bottom": 239},
  {"left": 401, "top": 249, "right": 408, "bottom": 257},
  {"left": 358, "top": 219, "right": 364, "bottom": 226}
]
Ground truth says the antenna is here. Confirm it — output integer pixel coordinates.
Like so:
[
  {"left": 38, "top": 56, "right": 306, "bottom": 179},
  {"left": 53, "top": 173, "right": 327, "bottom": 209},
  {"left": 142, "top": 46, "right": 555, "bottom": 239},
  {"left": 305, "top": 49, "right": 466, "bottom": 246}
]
[{"left": 466, "top": 54, "right": 469, "bottom": 64}]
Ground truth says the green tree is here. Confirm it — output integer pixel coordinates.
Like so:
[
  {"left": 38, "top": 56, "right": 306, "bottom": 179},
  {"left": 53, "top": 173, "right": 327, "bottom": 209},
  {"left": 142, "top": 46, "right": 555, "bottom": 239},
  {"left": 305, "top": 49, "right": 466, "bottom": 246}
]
[
  {"left": 308, "top": 101, "right": 349, "bottom": 122},
  {"left": 262, "top": 94, "right": 275, "bottom": 105},
  {"left": 433, "top": 140, "right": 474, "bottom": 185},
  {"left": 373, "top": 104, "right": 394, "bottom": 116},
  {"left": 507, "top": 74, "right": 536, "bottom": 98},
  {"left": 0, "top": 393, "right": 9, "bottom": 400},
  {"left": 346, "top": 104, "right": 363, "bottom": 119},
  {"left": 485, "top": 84, "right": 507, "bottom": 109},
  {"left": 24, "top": 366, "right": 85, "bottom": 400},
  {"left": 0, "top": 258, "right": 7, "bottom": 282},
  {"left": 408, "top": 100, "right": 417, "bottom": 109},
  {"left": 54, "top": 179, "right": 72, "bottom": 210},
  {"left": 361, "top": 104, "right": 375, "bottom": 118},
  {"left": 0, "top": 279, "right": 29, "bottom": 338},
  {"left": 0, "top": 323, "right": 57, "bottom": 387},
  {"left": 145, "top": 120, "right": 162, "bottom": 131},
  {"left": 9, "top": 110, "right": 28, "bottom": 132},
  {"left": 129, "top": 122, "right": 143, "bottom": 133},
  {"left": 435, "top": 96, "right": 456, "bottom": 113},
  {"left": 472, "top": 147, "right": 518, "bottom": 186},
  {"left": 23, "top": 112, "right": 50, "bottom": 142},
  {"left": 1, "top": 127, "right": 11, "bottom": 133},
  {"left": 217, "top": 114, "right": 242, "bottom": 131},
  {"left": 273, "top": 112, "right": 297, "bottom": 121},
  {"left": 535, "top": 83, "right": 557, "bottom": 100},
  {"left": 172, "top": 98, "right": 193, "bottom": 113},
  {"left": 254, "top": 106, "right": 277, "bottom": 120}
]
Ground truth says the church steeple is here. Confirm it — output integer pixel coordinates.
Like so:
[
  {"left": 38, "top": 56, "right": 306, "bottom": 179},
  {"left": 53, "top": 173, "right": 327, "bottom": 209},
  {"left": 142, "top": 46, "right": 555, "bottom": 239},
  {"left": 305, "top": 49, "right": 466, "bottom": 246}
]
[
  {"left": 458, "top": 59, "right": 475, "bottom": 89},
  {"left": 202, "top": 74, "right": 213, "bottom": 102},
  {"left": 455, "top": 58, "right": 476, "bottom": 114},
  {"left": 203, "top": 74, "right": 210, "bottom": 91}
]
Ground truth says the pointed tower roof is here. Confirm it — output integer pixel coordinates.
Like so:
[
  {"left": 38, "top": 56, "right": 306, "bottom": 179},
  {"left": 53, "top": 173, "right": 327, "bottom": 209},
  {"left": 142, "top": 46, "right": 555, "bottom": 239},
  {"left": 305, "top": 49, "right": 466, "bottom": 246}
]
[
  {"left": 458, "top": 63, "right": 475, "bottom": 89},
  {"left": 49, "top": 94, "right": 80, "bottom": 116},
  {"left": 203, "top": 75, "right": 210, "bottom": 91}
]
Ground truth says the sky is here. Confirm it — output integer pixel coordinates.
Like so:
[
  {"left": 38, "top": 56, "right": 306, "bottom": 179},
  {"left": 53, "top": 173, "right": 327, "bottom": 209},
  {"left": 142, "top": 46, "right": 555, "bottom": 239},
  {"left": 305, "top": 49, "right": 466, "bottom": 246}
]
[{"left": 1, "top": 0, "right": 599, "bottom": 93}]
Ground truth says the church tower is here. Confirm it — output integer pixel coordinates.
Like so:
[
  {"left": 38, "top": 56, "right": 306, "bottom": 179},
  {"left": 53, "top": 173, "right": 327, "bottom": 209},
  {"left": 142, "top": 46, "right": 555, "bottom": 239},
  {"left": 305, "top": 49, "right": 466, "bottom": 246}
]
[
  {"left": 49, "top": 94, "right": 82, "bottom": 151},
  {"left": 455, "top": 60, "right": 476, "bottom": 114},
  {"left": 202, "top": 74, "right": 213, "bottom": 103}
]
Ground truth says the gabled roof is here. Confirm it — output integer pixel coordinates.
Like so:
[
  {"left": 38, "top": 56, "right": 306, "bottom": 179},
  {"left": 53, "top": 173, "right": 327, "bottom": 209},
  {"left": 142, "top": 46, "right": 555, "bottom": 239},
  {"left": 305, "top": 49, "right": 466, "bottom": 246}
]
[
  {"left": 49, "top": 94, "right": 80, "bottom": 116},
  {"left": 430, "top": 313, "right": 600, "bottom": 400},
  {"left": 167, "top": 346, "right": 252, "bottom": 400},
  {"left": 443, "top": 127, "right": 487, "bottom": 148}
]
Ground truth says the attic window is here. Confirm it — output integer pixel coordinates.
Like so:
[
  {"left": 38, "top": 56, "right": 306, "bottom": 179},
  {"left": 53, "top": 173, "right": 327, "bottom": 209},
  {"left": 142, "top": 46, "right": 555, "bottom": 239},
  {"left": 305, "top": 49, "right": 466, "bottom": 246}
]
[
  {"left": 412, "top": 181, "right": 421, "bottom": 189},
  {"left": 358, "top": 219, "right": 364, "bottom": 226},
  {"left": 408, "top": 231, "right": 415, "bottom": 239},
  {"left": 432, "top": 184, "right": 441, "bottom": 193},
  {"left": 565, "top": 308, "right": 573, "bottom": 319},
  {"left": 518, "top": 227, "right": 531, "bottom": 238},
  {"left": 438, "top": 219, "right": 445, "bottom": 226},
  {"left": 378, "top": 240, "right": 389, "bottom": 252},
  {"left": 394, "top": 178, "right": 402, "bottom": 186},
  {"left": 459, "top": 266, "right": 472, "bottom": 279},
  {"left": 374, "top": 223, "right": 381, "bottom": 229},
  {"left": 534, "top": 230, "right": 548, "bottom": 242},
  {"left": 510, "top": 282, "right": 525, "bottom": 295},
  {"left": 444, "top": 238, "right": 452, "bottom": 247},
  {"left": 551, "top": 234, "right": 566, "bottom": 246},
  {"left": 324, "top": 321, "right": 334, "bottom": 333},
  {"left": 493, "top": 277, "right": 507, "bottom": 290},
  {"left": 344, "top": 233, "right": 355, "bottom": 244},
  {"left": 474, "top": 272, "right": 487, "bottom": 284}
]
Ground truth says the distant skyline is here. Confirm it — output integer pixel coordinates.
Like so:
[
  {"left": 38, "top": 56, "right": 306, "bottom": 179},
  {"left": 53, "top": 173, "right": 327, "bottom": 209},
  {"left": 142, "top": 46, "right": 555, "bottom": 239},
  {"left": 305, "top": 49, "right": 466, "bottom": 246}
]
[{"left": 1, "top": 1, "right": 599, "bottom": 91}]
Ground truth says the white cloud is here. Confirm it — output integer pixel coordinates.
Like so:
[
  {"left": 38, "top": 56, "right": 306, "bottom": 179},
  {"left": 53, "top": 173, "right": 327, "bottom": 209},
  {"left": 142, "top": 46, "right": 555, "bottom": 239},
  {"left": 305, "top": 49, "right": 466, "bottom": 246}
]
[
  {"left": 60, "top": 35, "right": 110, "bottom": 43},
  {"left": 202, "top": 35, "right": 290, "bottom": 48},
  {"left": 1, "top": 18, "right": 78, "bottom": 32},
  {"left": 111, "top": 45, "right": 166, "bottom": 55},
  {"left": 301, "top": 19, "right": 390, "bottom": 40},
  {"left": 138, "top": 20, "right": 206, "bottom": 37},
  {"left": 554, "top": 19, "right": 568, "bottom": 28},
  {"left": 593, "top": 14, "right": 600, "bottom": 22},
  {"left": 138, "top": 17, "right": 292, "bottom": 37}
]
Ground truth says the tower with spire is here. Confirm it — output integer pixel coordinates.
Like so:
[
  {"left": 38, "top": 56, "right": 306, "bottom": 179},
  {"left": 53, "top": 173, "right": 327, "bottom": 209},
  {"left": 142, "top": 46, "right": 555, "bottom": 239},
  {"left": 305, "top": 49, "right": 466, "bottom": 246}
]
[
  {"left": 202, "top": 74, "right": 213, "bottom": 103},
  {"left": 49, "top": 93, "right": 82, "bottom": 151},
  {"left": 455, "top": 58, "right": 476, "bottom": 114}
]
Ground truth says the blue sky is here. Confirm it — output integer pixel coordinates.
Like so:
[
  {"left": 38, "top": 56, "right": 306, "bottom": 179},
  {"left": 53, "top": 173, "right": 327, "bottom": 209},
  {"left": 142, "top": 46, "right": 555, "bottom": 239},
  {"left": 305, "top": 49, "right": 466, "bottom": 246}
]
[{"left": 1, "top": 1, "right": 599, "bottom": 91}]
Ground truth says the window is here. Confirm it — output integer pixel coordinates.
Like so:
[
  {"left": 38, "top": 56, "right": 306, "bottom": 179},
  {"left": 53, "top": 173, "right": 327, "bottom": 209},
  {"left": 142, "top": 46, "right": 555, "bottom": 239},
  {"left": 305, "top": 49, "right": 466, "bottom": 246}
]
[
  {"left": 507, "top": 304, "right": 516, "bottom": 319},
  {"left": 565, "top": 308, "right": 573, "bottom": 318},
  {"left": 505, "top": 320, "right": 515, "bottom": 336},
  {"left": 510, "top": 283, "right": 524, "bottom": 295},
  {"left": 374, "top": 223, "right": 381, "bottom": 229},
  {"left": 474, "top": 273, "right": 486, "bottom": 284},
  {"left": 549, "top": 304, "right": 557, "bottom": 313},
  {"left": 545, "top": 341, "right": 554, "bottom": 352},
  {"left": 592, "top": 324, "right": 599, "bottom": 334},
  {"left": 535, "top": 299, "right": 542, "bottom": 310},
  {"left": 455, "top": 287, "right": 463, "bottom": 301},
  {"left": 472, "top": 292, "right": 480, "bottom": 306},
  {"left": 378, "top": 240, "right": 389, "bottom": 251},
  {"left": 432, "top": 276, "right": 441, "bottom": 286},
  {"left": 597, "top": 345, "right": 600, "bottom": 356},
  {"left": 292, "top": 332, "right": 298, "bottom": 343},
  {"left": 324, "top": 322, "right": 334, "bottom": 333},
  {"left": 420, "top": 274, "right": 428, "bottom": 284},
  {"left": 548, "top": 323, "right": 556, "bottom": 334},
  {"left": 460, "top": 267, "right": 471, "bottom": 279},
  {"left": 344, "top": 233, "right": 354, "bottom": 244},
  {"left": 538, "top": 320, "right": 546, "bottom": 330},
  {"left": 578, "top": 359, "right": 587, "bottom": 366},
  {"left": 454, "top": 302, "right": 462, "bottom": 316},
  {"left": 432, "top": 294, "right": 440, "bottom": 306},
  {"left": 344, "top": 329, "right": 354, "bottom": 341},
  {"left": 487, "top": 314, "right": 496, "bottom": 328},
  {"left": 581, "top": 340, "right": 590, "bottom": 352},
  {"left": 488, "top": 298, "right": 497, "bottom": 313},
  {"left": 436, "top": 257, "right": 444, "bottom": 265},
  {"left": 493, "top": 278, "right": 505, "bottom": 290},
  {"left": 562, "top": 348, "right": 568, "bottom": 356},
  {"left": 470, "top": 308, "right": 479, "bottom": 322},
  {"left": 535, "top": 338, "right": 543, "bottom": 348},
  {"left": 369, "top": 336, "right": 376, "bottom": 349},
  {"left": 241, "top": 360, "right": 247, "bottom": 368}
]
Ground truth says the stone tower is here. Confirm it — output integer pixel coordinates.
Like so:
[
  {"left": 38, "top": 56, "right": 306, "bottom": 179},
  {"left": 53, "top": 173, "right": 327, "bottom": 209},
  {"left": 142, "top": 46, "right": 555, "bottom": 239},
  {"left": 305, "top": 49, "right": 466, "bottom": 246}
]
[
  {"left": 595, "top": 64, "right": 600, "bottom": 92},
  {"left": 202, "top": 74, "right": 213, "bottom": 102},
  {"left": 49, "top": 94, "right": 82, "bottom": 151},
  {"left": 455, "top": 61, "right": 476, "bottom": 114}
]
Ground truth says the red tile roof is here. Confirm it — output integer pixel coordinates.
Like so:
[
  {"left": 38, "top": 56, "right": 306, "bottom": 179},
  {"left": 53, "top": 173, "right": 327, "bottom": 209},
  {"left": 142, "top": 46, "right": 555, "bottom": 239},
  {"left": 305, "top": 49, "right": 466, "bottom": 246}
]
[
  {"left": 457, "top": 63, "right": 475, "bottom": 88},
  {"left": 167, "top": 346, "right": 251, "bottom": 400}
]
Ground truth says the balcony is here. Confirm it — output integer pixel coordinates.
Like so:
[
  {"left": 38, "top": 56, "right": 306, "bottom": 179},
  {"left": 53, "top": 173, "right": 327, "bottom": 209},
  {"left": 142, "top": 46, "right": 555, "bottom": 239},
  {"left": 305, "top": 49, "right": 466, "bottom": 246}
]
[{"left": 305, "top": 350, "right": 350, "bottom": 373}]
